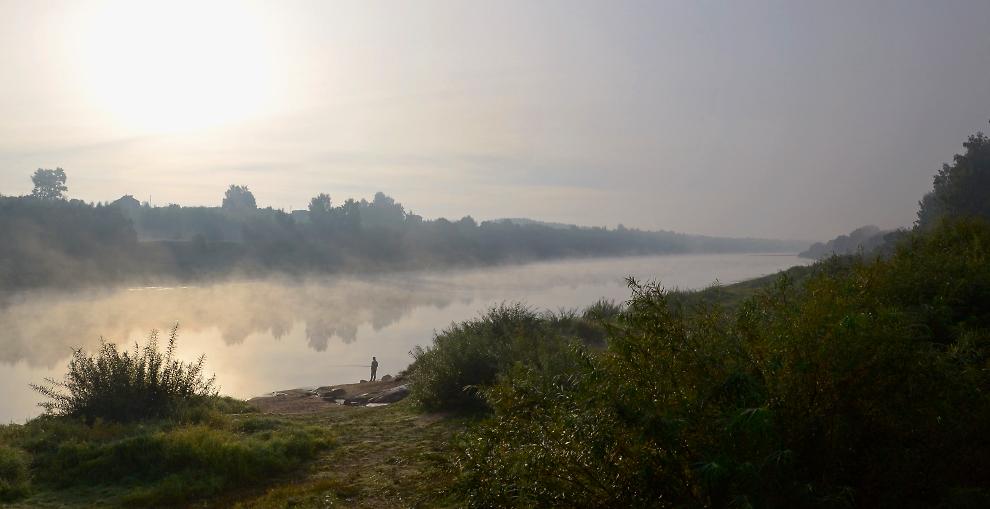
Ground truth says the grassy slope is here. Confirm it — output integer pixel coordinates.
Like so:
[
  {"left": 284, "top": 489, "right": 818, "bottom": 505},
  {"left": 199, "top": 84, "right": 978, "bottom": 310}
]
[
  {"left": 668, "top": 262, "right": 816, "bottom": 312},
  {"left": 4, "top": 400, "right": 461, "bottom": 509},
  {"left": 229, "top": 401, "right": 460, "bottom": 509}
]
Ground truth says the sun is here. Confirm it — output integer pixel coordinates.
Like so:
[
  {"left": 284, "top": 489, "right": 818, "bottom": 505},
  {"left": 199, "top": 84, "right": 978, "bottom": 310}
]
[{"left": 84, "top": 0, "right": 272, "bottom": 133}]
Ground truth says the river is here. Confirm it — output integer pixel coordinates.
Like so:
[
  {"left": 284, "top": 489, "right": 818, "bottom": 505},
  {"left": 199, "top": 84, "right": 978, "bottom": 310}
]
[{"left": 0, "top": 253, "right": 810, "bottom": 422}]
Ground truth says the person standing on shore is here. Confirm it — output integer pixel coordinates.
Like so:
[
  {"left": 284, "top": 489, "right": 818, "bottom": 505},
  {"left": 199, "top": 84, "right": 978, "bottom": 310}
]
[{"left": 370, "top": 357, "right": 378, "bottom": 381}]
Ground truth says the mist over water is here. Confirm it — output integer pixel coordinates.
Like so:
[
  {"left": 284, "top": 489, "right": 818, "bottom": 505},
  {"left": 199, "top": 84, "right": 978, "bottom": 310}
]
[{"left": 0, "top": 253, "right": 809, "bottom": 422}]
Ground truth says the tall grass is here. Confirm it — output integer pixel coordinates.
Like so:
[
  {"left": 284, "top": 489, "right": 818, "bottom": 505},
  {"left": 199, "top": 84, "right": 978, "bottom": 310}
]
[{"left": 31, "top": 324, "right": 217, "bottom": 423}]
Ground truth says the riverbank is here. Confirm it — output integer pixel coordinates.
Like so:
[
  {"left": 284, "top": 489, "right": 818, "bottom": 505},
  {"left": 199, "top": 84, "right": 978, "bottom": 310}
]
[
  {"left": 248, "top": 378, "right": 412, "bottom": 414},
  {"left": 0, "top": 260, "right": 827, "bottom": 508},
  {"left": 0, "top": 397, "right": 460, "bottom": 508},
  {"left": 0, "top": 252, "right": 810, "bottom": 424}
]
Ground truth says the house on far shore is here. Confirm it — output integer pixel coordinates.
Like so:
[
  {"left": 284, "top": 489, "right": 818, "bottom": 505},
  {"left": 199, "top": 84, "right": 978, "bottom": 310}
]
[
  {"left": 291, "top": 209, "right": 310, "bottom": 223},
  {"left": 111, "top": 194, "right": 141, "bottom": 211}
]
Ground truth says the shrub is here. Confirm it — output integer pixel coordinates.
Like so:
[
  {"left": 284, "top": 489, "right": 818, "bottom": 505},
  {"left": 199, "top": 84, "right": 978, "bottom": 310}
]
[
  {"left": 10, "top": 324, "right": 333, "bottom": 506},
  {"left": 410, "top": 303, "right": 580, "bottom": 412},
  {"left": 0, "top": 444, "right": 30, "bottom": 501},
  {"left": 446, "top": 219, "right": 990, "bottom": 508},
  {"left": 582, "top": 297, "right": 622, "bottom": 321},
  {"left": 536, "top": 307, "right": 607, "bottom": 346},
  {"left": 31, "top": 324, "right": 217, "bottom": 424}
]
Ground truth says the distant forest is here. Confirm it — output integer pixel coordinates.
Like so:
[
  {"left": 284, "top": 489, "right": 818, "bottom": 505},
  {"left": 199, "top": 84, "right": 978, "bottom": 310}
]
[
  {"left": 799, "top": 225, "right": 901, "bottom": 259},
  {"left": 799, "top": 132, "right": 990, "bottom": 260},
  {"left": 0, "top": 174, "right": 806, "bottom": 290}
]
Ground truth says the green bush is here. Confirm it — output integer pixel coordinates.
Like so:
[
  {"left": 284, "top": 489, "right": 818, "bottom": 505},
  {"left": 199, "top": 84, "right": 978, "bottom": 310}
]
[
  {"left": 543, "top": 302, "right": 618, "bottom": 346},
  {"left": 410, "top": 303, "right": 580, "bottom": 412},
  {"left": 445, "top": 219, "right": 990, "bottom": 508},
  {"left": 0, "top": 444, "right": 30, "bottom": 501},
  {"left": 32, "top": 324, "right": 217, "bottom": 424},
  {"left": 582, "top": 297, "right": 623, "bottom": 321},
  {"left": 7, "top": 324, "right": 331, "bottom": 506}
]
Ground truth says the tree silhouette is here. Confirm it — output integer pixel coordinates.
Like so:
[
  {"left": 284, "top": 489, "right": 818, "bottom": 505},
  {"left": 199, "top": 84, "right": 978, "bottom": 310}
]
[
  {"left": 917, "top": 132, "right": 990, "bottom": 228},
  {"left": 309, "top": 193, "right": 332, "bottom": 214},
  {"left": 221, "top": 184, "right": 257, "bottom": 213},
  {"left": 308, "top": 193, "right": 334, "bottom": 226},
  {"left": 31, "top": 168, "right": 67, "bottom": 200},
  {"left": 359, "top": 191, "right": 406, "bottom": 230}
]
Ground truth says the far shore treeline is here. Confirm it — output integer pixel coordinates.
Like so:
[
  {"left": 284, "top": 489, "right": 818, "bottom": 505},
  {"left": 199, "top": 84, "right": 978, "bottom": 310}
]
[{"left": 0, "top": 181, "right": 806, "bottom": 290}]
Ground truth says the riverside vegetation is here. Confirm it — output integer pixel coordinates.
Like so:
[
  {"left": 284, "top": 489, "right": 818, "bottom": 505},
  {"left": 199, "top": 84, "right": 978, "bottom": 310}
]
[
  {"left": 2, "top": 134, "right": 989, "bottom": 507},
  {"left": 0, "top": 219, "right": 985, "bottom": 508},
  {"left": 431, "top": 219, "right": 990, "bottom": 508},
  {"left": 1, "top": 325, "right": 335, "bottom": 507}
]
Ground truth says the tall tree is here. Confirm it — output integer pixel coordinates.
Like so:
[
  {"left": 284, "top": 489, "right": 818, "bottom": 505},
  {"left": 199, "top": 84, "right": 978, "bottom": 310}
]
[
  {"left": 307, "top": 193, "right": 361, "bottom": 232},
  {"left": 917, "top": 132, "right": 990, "bottom": 229},
  {"left": 338, "top": 198, "right": 361, "bottom": 232},
  {"left": 359, "top": 191, "right": 406, "bottom": 230},
  {"left": 308, "top": 193, "right": 332, "bottom": 214},
  {"left": 308, "top": 193, "right": 334, "bottom": 224},
  {"left": 221, "top": 184, "right": 257, "bottom": 213},
  {"left": 31, "top": 167, "right": 67, "bottom": 200}
]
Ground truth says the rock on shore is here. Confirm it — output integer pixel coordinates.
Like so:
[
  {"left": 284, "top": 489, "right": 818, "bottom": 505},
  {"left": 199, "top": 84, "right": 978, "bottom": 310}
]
[{"left": 248, "top": 379, "right": 410, "bottom": 414}]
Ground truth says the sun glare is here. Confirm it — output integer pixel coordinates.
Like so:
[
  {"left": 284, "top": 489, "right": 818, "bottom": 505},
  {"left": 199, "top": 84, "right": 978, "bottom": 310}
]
[{"left": 84, "top": 1, "right": 271, "bottom": 133}]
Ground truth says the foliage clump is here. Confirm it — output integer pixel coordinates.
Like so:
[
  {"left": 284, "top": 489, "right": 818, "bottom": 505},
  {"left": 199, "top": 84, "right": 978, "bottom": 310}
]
[
  {"left": 30, "top": 167, "right": 67, "bottom": 201},
  {"left": 32, "top": 324, "right": 217, "bottom": 424},
  {"left": 441, "top": 219, "right": 990, "bottom": 508},
  {"left": 0, "top": 444, "right": 30, "bottom": 501},
  {"left": 222, "top": 184, "right": 258, "bottom": 213},
  {"left": 917, "top": 132, "right": 990, "bottom": 228},
  {"left": 410, "top": 303, "right": 584, "bottom": 412}
]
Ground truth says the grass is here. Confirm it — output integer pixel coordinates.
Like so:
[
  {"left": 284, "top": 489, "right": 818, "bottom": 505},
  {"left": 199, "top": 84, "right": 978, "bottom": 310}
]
[
  {"left": 667, "top": 262, "right": 817, "bottom": 312},
  {"left": 0, "top": 398, "right": 463, "bottom": 508},
  {"left": 0, "top": 409, "right": 335, "bottom": 507},
  {"left": 229, "top": 400, "right": 462, "bottom": 509}
]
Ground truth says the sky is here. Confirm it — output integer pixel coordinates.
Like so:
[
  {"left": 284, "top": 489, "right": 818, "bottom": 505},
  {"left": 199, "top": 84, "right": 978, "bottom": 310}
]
[{"left": 0, "top": 1, "right": 988, "bottom": 241}]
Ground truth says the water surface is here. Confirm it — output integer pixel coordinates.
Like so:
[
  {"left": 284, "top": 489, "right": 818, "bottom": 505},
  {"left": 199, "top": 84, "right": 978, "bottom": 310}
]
[{"left": 0, "top": 253, "right": 809, "bottom": 422}]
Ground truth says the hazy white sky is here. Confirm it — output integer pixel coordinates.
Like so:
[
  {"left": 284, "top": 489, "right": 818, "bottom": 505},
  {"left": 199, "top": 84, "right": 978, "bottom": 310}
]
[{"left": 1, "top": 1, "right": 988, "bottom": 240}]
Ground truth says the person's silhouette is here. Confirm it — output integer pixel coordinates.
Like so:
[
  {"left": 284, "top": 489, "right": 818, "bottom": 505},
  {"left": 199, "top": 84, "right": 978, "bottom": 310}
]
[{"left": 370, "top": 357, "right": 378, "bottom": 382}]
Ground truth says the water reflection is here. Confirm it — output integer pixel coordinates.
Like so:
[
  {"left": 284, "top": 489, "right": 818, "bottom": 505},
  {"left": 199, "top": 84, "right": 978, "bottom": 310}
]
[
  {"left": 0, "top": 278, "right": 455, "bottom": 368},
  {"left": 0, "top": 254, "right": 809, "bottom": 422}
]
